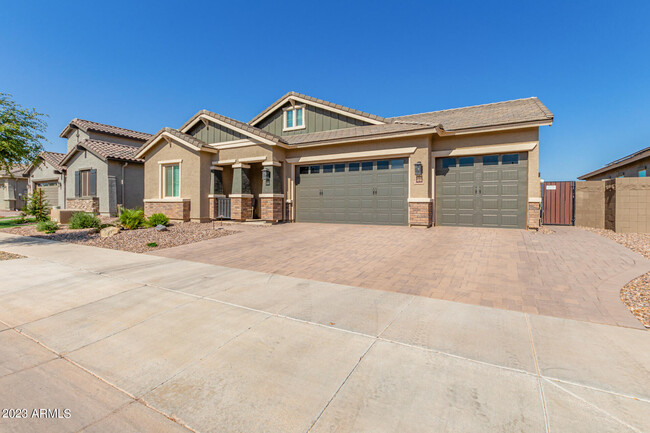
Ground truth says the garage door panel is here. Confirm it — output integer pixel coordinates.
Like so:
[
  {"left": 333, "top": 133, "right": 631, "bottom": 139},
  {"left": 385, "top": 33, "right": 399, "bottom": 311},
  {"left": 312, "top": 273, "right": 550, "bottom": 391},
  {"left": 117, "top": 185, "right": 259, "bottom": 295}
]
[
  {"left": 482, "top": 214, "right": 498, "bottom": 226},
  {"left": 458, "top": 185, "right": 474, "bottom": 195},
  {"left": 458, "top": 198, "right": 474, "bottom": 210},
  {"left": 442, "top": 185, "right": 457, "bottom": 195},
  {"left": 459, "top": 172, "right": 475, "bottom": 182},
  {"left": 501, "top": 215, "right": 519, "bottom": 227},
  {"left": 482, "top": 198, "right": 499, "bottom": 210},
  {"left": 458, "top": 214, "right": 474, "bottom": 225}
]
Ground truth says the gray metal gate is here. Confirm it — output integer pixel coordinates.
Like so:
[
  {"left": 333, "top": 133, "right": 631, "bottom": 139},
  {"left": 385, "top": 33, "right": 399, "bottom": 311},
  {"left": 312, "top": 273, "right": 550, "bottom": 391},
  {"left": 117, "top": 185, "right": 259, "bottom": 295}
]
[{"left": 217, "top": 197, "right": 231, "bottom": 219}]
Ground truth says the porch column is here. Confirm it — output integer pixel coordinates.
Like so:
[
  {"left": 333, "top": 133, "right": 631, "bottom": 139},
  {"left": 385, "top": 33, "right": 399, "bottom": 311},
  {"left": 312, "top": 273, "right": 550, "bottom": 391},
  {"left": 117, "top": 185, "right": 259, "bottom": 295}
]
[
  {"left": 230, "top": 163, "right": 253, "bottom": 221},
  {"left": 260, "top": 161, "right": 284, "bottom": 222}
]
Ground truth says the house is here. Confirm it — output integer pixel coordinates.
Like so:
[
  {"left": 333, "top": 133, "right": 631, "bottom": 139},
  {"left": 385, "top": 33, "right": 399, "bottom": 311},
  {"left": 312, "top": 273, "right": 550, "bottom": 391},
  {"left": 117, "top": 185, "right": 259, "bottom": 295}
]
[
  {"left": 579, "top": 146, "right": 650, "bottom": 180},
  {"left": 136, "top": 92, "right": 553, "bottom": 229},
  {"left": 24, "top": 151, "right": 66, "bottom": 208},
  {"left": 26, "top": 119, "right": 152, "bottom": 215},
  {"left": 0, "top": 165, "right": 28, "bottom": 211}
]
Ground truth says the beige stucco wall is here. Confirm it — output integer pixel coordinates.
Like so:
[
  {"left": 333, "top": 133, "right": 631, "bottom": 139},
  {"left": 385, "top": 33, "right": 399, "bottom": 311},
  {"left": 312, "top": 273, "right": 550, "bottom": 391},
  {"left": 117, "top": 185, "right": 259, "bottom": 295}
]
[
  {"left": 610, "top": 178, "right": 650, "bottom": 233},
  {"left": 143, "top": 140, "right": 212, "bottom": 221},
  {"left": 575, "top": 181, "right": 605, "bottom": 229},
  {"left": 27, "top": 160, "right": 66, "bottom": 207},
  {"left": 431, "top": 128, "right": 540, "bottom": 201}
]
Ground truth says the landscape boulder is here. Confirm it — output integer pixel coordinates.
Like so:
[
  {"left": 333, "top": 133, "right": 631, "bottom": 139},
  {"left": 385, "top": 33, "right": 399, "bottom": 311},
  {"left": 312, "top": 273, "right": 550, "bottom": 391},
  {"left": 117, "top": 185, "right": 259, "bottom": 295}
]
[
  {"left": 155, "top": 224, "right": 168, "bottom": 232},
  {"left": 100, "top": 226, "right": 120, "bottom": 238}
]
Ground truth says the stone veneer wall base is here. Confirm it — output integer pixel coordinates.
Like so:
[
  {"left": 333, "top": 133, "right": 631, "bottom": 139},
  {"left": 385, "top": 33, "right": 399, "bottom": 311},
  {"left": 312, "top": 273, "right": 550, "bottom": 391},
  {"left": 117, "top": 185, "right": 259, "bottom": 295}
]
[
  {"left": 409, "top": 202, "right": 433, "bottom": 227},
  {"left": 527, "top": 202, "right": 541, "bottom": 230},
  {"left": 230, "top": 197, "right": 253, "bottom": 221},
  {"left": 144, "top": 200, "right": 190, "bottom": 222},
  {"left": 66, "top": 198, "right": 100, "bottom": 214},
  {"left": 261, "top": 196, "right": 283, "bottom": 222}
]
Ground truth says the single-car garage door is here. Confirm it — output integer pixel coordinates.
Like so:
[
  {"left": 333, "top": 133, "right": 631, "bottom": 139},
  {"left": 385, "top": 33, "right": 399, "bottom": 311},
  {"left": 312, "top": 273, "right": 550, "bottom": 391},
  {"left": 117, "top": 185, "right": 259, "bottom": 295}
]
[
  {"left": 296, "top": 159, "right": 408, "bottom": 225},
  {"left": 34, "top": 181, "right": 59, "bottom": 208},
  {"left": 435, "top": 153, "right": 527, "bottom": 229}
]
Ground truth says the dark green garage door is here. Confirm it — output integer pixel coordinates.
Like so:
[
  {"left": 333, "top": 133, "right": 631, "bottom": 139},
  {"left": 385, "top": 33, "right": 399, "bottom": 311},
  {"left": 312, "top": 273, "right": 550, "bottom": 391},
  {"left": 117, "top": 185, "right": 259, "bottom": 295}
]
[
  {"left": 435, "top": 153, "right": 527, "bottom": 229},
  {"left": 296, "top": 159, "right": 408, "bottom": 225}
]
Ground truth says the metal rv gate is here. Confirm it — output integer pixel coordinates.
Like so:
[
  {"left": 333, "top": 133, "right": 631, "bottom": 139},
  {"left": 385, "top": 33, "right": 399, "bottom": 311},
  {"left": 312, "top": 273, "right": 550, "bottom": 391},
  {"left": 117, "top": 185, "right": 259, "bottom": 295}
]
[{"left": 542, "top": 181, "right": 575, "bottom": 225}]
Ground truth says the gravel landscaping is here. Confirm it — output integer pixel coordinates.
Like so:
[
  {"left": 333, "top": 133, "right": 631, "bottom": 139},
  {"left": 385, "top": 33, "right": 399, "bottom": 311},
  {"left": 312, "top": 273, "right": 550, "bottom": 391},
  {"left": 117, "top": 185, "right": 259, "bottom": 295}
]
[
  {"left": 0, "top": 223, "right": 238, "bottom": 254},
  {"left": 0, "top": 251, "right": 26, "bottom": 261},
  {"left": 581, "top": 227, "right": 650, "bottom": 327}
]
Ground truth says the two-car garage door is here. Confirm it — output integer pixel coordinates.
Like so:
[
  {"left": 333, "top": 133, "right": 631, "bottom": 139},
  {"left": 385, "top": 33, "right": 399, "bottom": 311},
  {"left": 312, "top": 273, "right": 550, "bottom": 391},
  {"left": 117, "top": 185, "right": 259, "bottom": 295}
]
[
  {"left": 435, "top": 153, "right": 527, "bottom": 229},
  {"left": 296, "top": 159, "right": 408, "bottom": 225}
]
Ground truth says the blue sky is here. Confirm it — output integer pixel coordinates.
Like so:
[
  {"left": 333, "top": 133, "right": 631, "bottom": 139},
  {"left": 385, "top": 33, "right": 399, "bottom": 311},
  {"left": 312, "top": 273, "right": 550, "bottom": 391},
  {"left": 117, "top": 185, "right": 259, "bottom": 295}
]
[{"left": 1, "top": 0, "right": 648, "bottom": 180}]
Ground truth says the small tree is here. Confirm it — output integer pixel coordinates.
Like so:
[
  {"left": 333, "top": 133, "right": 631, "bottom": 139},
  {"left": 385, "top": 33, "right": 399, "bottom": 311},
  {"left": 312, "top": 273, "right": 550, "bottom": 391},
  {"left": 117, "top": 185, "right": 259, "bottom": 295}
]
[
  {"left": 0, "top": 93, "right": 47, "bottom": 174},
  {"left": 25, "top": 188, "right": 49, "bottom": 222}
]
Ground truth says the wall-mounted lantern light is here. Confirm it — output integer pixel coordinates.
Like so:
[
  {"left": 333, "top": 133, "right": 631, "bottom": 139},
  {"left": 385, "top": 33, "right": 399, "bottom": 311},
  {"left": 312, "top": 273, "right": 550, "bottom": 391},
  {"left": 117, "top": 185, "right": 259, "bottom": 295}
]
[
  {"left": 262, "top": 167, "right": 271, "bottom": 186},
  {"left": 414, "top": 161, "right": 423, "bottom": 176}
]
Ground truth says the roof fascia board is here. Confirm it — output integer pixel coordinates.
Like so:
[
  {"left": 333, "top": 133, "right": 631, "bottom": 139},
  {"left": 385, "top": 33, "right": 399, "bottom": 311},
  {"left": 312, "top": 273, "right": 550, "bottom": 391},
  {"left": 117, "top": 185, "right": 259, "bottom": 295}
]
[
  {"left": 431, "top": 141, "right": 538, "bottom": 157},
  {"left": 250, "top": 95, "right": 385, "bottom": 126},
  {"left": 440, "top": 120, "right": 552, "bottom": 136},
  {"left": 136, "top": 132, "right": 203, "bottom": 159},
  {"left": 181, "top": 114, "right": 278, "bottom": 147}
]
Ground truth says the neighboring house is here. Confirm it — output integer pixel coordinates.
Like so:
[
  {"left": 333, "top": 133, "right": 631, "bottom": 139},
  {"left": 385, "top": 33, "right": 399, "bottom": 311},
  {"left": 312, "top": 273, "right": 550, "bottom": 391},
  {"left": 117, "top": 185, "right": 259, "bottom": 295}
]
[
  {"left": 0, "top": 165, "right": 28, "bottom": 211},
  {"left": 136, "top": 92, "right": 553, "bottom": 229},
  {"left": 54, "top": 119, "right": 151, "bottom": 215},
  {"left": 24, "top": 151, "right": 67, "bottom": 209},
  {"left": 579, "top": 146, "right": 650, "bottom": 180}
]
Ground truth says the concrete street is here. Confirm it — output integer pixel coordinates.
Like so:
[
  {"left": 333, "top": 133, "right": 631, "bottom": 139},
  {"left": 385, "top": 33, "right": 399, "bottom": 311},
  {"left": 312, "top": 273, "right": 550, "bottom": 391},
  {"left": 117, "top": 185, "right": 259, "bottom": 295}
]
[{"left": 0, "top": 232, "right": 648, "bottom": 432}]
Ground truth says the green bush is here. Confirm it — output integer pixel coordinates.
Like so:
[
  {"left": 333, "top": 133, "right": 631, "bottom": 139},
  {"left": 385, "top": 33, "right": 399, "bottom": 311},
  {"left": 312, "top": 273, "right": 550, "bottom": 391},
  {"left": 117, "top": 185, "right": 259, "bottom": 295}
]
[
  {"left": 119, "top": 208, "right": 145, "bottom": 230},
  {"left": 145, "top": 213, "right": 169, "bottom": 228},
  {"left": 69, "top": 212, "right": 101, "bottom": 229},
  {"left": 36, "top": 220, "right": 58, "bottom": 233},
  {"left": 147, "top": 242, "right": 158, "bottom": 248},
  {"left": 24, "top": 189, "right": 49, "bottom": 222}
]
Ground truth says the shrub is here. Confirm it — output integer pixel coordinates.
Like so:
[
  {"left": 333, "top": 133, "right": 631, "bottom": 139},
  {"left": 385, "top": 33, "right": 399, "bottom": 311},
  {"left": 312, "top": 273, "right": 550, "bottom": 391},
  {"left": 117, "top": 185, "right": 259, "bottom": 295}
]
[
  {"left": 14, "top": 216, "right": 26, "bottom": 225},
  {"left": 147, "top": 242, "right": 158, "bottom": 248},
  {"left": 145, "top": 213, "right": 169, "bottom": 228},
  {"left": 119, "top": 208, "right": 145, "bottom": 230},
  {"left": 36, "top": 220, "right": 58, "bottom": 233},
  {"left": 69, "top": 212, "right": 101, "bottom": 229},
  {"left": 24, "top": 189, "right": 49, "bottom": 222}
]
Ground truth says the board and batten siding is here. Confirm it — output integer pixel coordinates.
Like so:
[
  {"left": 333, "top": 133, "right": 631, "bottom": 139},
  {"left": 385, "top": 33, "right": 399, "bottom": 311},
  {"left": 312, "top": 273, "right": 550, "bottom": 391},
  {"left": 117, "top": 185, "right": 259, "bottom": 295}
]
[
  {"left": 188, "top": 121, "right": 247, "bottom": 144},
  {"left": 257, "top": 103, "right": 372, "bottom": 136}
]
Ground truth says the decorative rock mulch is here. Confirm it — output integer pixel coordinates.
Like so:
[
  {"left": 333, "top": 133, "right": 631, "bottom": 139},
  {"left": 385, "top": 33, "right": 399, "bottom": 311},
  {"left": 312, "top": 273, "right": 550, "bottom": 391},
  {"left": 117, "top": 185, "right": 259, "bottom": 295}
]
[
  {"left": 534, "top": 225, "right": 555, "bottom": 234},
  {"left": 580, "top": 227, "right": 650, "bottom": 327},
  {"left": 0, "top": 251, "right": 26, "bottom": 261},
  {"left": 0, "top": 223, "right": 238, "bottom": 254}
]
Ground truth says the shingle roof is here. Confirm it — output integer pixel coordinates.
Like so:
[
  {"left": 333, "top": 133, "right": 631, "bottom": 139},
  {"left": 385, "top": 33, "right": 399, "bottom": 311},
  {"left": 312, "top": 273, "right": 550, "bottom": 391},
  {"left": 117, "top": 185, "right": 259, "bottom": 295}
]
[
  {"left": 390, "top": 97, "right": 553, "bottom": 131},
  {"left": 180, "top": 110, "right": 284, "bottom": 144},
  {"left": 61, "top": 139, "right": 144, "bottom": 164},
  {"left": 40, "top": 151, "right": 66, "bottom": 171},
  {"left": 59, "top": 118, "right": 152, "bottom": 141},
  {"left": 248, "top": 91, "right": 388, "bottom": 126},
  {"left": 0, "top": 164, "right": 28, "bottom": 178},
  {"left": 282, "top": 123, "right": 434, "bottom": 146}
]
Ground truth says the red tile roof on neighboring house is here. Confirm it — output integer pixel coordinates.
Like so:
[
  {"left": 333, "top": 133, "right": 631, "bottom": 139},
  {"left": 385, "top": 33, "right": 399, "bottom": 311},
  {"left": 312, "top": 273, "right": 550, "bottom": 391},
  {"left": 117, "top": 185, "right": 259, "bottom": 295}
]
[
  {"left": 39, "top": 151, "right": 66, "bottom": 171},
  {"left": 59, "top": 118, "right": 152, "bottom": 141},
  {"left": 0, "top": 164, "right": 28, "bottom": 178}
]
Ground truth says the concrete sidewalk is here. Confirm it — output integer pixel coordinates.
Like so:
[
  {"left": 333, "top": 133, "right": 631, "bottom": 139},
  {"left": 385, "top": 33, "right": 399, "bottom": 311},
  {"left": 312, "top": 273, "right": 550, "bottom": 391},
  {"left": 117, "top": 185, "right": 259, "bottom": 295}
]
[{"left": 0, "top": 233, "right": 648, "bottom": 433}]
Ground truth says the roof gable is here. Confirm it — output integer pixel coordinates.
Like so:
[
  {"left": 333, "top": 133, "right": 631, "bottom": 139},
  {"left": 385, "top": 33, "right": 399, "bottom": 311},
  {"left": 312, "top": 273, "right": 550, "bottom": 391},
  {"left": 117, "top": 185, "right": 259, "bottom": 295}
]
[
  {"left": 179, "top": 110, "right": 283, "bottom": 146},
  {"left": 248, "top": 92, "right": 386, "bottom": 127},
  {"left": 61, "top": 139, "right": 143, "bottom": 166},
  {"left": 135, "top": 127, "right": 215, "bottom": 159},
  {"left": 59, "top": 118, "right": 152, "bottom": 141}
]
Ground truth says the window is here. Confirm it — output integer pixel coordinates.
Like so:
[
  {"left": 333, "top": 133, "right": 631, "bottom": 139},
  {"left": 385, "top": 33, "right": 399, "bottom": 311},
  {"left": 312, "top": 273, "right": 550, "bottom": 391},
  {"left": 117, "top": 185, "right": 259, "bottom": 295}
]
[
  {"left": 348, "top": 162, "right": 360, "bottom": 172},
  {"left": 361, "top": 161, "right": 373, "bottom": 171},
  {"left": 284, "top": 106, "right": 305, "bottom": 131},
  {"left": 163, "top": 164, "right": 180, "bottom": 198},
  {"left": 80, "top": 170, "right": 90, "bottom": 196},
  {"left": 323, "top": 164, "right": 333, "bottom": 173},
  {"left": 618, "top": 173, "right": 625, "bottom": 178},
  {"left": 75, "top": 169, "right": 96, "bottom": 197},
  {"left": 391, "top": 159, "right": 405, "bottom": 169},
  {"left": 459, "top": 157, "right": 474, "bottom": 167},
  {"left": 483, "top": 155, "right": 498, "bottom": 166},
  {"left": 334, "top": 164, "right": 345, "bottom": 172},
  {"left": 639, "top": 169, "right": 647, "bottom": 178},
  {"left": 502, "top": 154, "right": 519, "bottom": 165},
  {"left": 377, "top": 160, "right": 389, "bottom": 170},
  {"left": 310, "top": 165, "right": 320, "bottom": 174},
  {"left": 442, "top": 158, "right": 456, "bottom": 168},
  {"left": 299, "top": 166, "right": 309, "bottom": 174}
]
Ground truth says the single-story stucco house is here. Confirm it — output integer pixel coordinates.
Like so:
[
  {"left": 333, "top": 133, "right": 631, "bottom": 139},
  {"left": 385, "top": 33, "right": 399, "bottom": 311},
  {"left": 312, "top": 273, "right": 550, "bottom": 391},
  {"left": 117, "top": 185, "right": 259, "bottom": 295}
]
[
  {"left": 0, "top": 165, "right": 28, "bottom": 211},
  {"left": 25, "top": 119, "right": 151, "bottom": 215},
  {"left": 136, "top": 92, "right": 553, "bottom": 229},
  {"left": 579, "top": 146, "right": 650, "bottom": 180}
]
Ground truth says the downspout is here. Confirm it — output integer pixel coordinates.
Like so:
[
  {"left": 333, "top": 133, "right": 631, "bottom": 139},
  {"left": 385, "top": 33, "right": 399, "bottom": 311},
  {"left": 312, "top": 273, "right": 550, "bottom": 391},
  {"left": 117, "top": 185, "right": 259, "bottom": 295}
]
[{"left": 121, "top": 162, "right": 128, "bottom": 210}]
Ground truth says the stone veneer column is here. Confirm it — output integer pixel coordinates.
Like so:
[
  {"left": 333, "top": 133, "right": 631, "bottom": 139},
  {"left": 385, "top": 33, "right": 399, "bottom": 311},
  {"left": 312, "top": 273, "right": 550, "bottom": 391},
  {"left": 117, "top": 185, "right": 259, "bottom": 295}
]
[
  {"left": 230, "top": 163, "right": 253, "bottom": 221},
  {"left": 408, "top": 199, "right": 433, "bottom": 227},
  {"left": 260, "top": 161, "right": 284, "bottom": 222},
  {"left": 527, "top": 201, "right": 541, "bottom": 230}
]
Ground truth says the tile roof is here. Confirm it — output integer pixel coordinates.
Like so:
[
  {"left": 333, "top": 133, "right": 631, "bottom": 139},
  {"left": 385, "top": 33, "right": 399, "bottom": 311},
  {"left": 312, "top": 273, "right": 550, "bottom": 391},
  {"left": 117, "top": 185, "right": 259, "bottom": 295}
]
[
  {"left": 59, "top": 118, "right": 152, "bottom": 141},
  {"left": 39, "top": 151, "right": 66, "bottom": 171},
  {"left": 0, "top": 164, "right": 28, "bottom": 178},
  {"left": 180, "top": 110, "right": 284, "bottom": 144},
  {"left": 282, "top": 123, "right": 434, "bottom": 146},
  {"left": 578, "top": 146, "right": 650, "bottom": 180},
  {"left": 248, "top": 91, "right": 388, "bottom": 126},
  {"left": 65, "top": 139, "right": 144, "bottom": 163},
  {"left": 390, "top": 97, "right": 553, "bottom": 131}
]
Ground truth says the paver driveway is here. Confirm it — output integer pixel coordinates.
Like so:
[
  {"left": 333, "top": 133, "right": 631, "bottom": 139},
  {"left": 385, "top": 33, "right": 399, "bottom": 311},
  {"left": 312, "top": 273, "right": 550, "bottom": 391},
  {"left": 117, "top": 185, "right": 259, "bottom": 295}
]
[
  {"left": 0, "top": 233, "right": 649, "bottom": 432},
  {"left": 152, "top": 224, "right": 650, "bottom": 328}
]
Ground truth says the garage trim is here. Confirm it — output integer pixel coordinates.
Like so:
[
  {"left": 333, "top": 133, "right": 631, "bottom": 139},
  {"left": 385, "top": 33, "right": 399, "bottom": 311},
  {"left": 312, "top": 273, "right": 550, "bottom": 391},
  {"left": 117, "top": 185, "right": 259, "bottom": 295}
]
[
  {"left": 286, "top": 147, "right": 417, "bottom": 164},
  {"left": 431, "top": 141, "right": 537, "bottom": 157}
]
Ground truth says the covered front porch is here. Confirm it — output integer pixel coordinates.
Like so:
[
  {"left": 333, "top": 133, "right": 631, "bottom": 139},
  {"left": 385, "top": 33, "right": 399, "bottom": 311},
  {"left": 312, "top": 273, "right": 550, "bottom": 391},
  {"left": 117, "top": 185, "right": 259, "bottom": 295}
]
[{"left": 209, "top": 159, "right": 285, "bottom": 222}]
